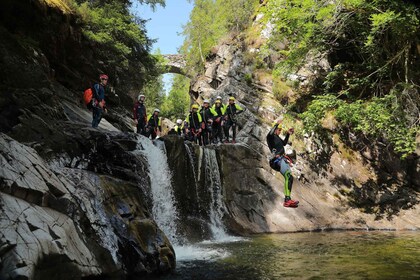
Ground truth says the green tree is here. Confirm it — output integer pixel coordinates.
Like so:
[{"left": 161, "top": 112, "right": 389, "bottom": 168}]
[
  {"left": 75, "top": 0, "right": 166, "bottom": 92},
  {"left": 162, "top": 74, "right": 190, "bottom": 120},
  {"left": 143, "top": 75, "right": 166, "bottom": 112},
  {"left": 181, "top": 0, "right": 257, "bottom": 75},
  {"left": 265, "top": 0, "right": 419, "bottom": 158}
]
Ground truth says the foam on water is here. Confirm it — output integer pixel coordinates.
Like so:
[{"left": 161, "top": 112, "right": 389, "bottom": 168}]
[{"left": 174, "top": 244, "right": 231, "bottom": 263}]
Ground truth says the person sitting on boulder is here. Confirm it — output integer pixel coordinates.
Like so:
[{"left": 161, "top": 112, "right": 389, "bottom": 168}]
[
  {"left": 185, "top": 104, "right": 203, "bottom": 145},
  {"left": 145, "top": 109, "right": 162, "bottom": 140},
  {"left": 266, "top": 118, "right": 297, "bottom": 208},
  {"left": 92, "top": 74, "right": 108, "bottom": 128},
  {"left": 223, "top": 96, "right": 244, "bottom": 143},
  {"left": 133, "top": 94, "right": 147, "bottom": 135}
]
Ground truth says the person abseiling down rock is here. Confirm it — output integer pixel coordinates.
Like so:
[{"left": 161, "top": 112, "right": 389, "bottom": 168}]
[
  {"left": 223, "top": 96, "right": 244, "bottom": 144},
  {"left": 185, "top": 104, "right": 203, "bottom": 145},
  {"left": 133, "top": 94, "right": 147, "bottom": 135},
  {"left": 91, "top": 74, "right": 108, "bottom": 128},
  {"left": 200, "top": 99, "right": 218, "bottom": 146},
  {"left": 145, "top": 109, "right": 162, "bottom": 140},
  {"left": 266, "top": 118, "right": 298, "bottom": 208},
  {"left": 212, "top": 98, "right": 226, "bottom": 144}
]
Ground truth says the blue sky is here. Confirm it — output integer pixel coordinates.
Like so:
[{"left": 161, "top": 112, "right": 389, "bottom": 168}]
[{"left": 132, "top": 1, "right": 194, "bottom": 92}]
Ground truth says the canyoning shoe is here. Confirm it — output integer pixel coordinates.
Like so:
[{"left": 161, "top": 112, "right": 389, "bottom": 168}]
[
  {"left": 290, "top": 199, "right": 299, "bottom": 205},
  {"left": 283, "top": 200, "right": 299, "bottom": 208}
]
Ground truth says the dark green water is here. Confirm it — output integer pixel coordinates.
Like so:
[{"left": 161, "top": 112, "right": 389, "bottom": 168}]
[{"left": 156, "top": 231, "right": 420, "bottom": 280}]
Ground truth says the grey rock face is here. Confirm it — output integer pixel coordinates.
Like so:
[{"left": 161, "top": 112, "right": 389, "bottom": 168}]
[
  {"left": 181, "top": 31, "right": 420, "bottom": 234},
  {"left": 0, "top": 131, "right": 175, "bottom": 279}
]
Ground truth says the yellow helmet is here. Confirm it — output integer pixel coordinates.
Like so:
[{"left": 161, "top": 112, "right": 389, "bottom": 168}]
[
  {"left": 272, "top": 121, "right": 284, "bottom": 130},
  {"left": 215, "top": 100, "right": 221, "bottom": 104},
  {"left": 229, "top": 96, "right": 235, "bottom": 101},
  {"left": 191, "top": 104, "right": 199, "bottom": 110}
]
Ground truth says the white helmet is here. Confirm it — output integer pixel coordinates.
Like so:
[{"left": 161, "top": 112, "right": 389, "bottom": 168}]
[
  {"left": 176, "top": 119, "right": 182, "bottom": 125},
  {"left": 203, "top": 99, "right": 210, "bottom": 104},
  {"left": 216, "top": 95, "right": 222, "bottom": 100},
  {"left": 154, "top": 108, "right": 160, "bottom": 113}
]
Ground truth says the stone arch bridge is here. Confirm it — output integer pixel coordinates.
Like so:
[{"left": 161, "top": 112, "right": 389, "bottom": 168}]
[{"left": 162, "top": 54, "right": 188, "bottom": 76}]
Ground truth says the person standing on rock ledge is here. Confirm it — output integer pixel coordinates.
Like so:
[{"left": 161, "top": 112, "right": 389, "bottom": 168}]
[
  {"left": 145, "top": 109, "right": 162, "bottom": 140},
  {"left": 266, "top": 118, "right": 298, "bottom": 208},
  {"left": 133, "top": 94, "right": 147, "bottom": 135},
  {"left": 199, "top": 99, "right": 218, "bottom": 145},
  {"left": 223, "top": 96, "right": 244, "bottom": 144},
  {"left": 185, "top": 104, "right": 203, "bottom": 145},
  {"left": 92, "top": 74, "right": 108, "bottom": 128},
  {"left": 212, "top": 99, "right": 226, "bottom": 144}
]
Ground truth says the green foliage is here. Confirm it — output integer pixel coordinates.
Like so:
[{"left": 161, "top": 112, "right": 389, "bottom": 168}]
[
  {"left": 73, "top": 0, "right": 166, "bottom": 91},
  {"left": 143, "top": 74, "right": 165, "bottom": 111},
  {"left": 266, "top": 0, "right": 419, "bottom": 93},
  {"left": 300, "top": 95, "right": 340, "bottom": 132},
  {"left": 244, "top": 73, "right": 252, "bottom": 85},
  {"left": 265, "top": 0, "right": 419, "bottom": 158},
  {"left": 181, "top": 0, "right": 257, "bottom": 75},
  {"left": 300, "top": 86, "right": 419, "bottom": 158},
  {"left": 78, "top": 1, "right": 147, "bottom": 69},
  {"left": 161, "top": 75, "right": 190, "bottom": 120},
  {"left": 272, "top": 77, "right": 291, "bottom": 102}
]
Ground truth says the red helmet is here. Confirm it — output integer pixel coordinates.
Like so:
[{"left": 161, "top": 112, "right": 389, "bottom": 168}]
[{"left": 99, "top": 74, "right": 108, "bottom": 80}]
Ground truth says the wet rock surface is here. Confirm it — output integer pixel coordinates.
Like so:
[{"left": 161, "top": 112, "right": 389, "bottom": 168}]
[{"left": 0, "top": 132, "right": 175, "bottom": 279}]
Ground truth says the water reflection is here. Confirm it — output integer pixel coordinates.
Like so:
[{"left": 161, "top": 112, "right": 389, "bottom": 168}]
[{"left": 152, "top": 231, "right": 420, "bottom": 279}]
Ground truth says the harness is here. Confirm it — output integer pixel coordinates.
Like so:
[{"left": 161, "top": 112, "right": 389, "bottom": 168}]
[
  {"left": 228, "top": 104, "right": 237, "bottom": 123},
  {"left": 269, "top": 154, "right": 294, "bottom": 171}
]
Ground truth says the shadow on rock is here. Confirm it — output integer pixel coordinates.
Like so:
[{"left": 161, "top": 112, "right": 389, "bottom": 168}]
[{"left": 332, "top": 176, "right": 419, "bottom": 220}]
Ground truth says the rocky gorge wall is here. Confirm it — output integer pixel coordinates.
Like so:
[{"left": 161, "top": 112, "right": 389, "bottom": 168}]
[
  {"left": 0, "top": 1, "right": 176, "bottom": 279},
  {"left": 178, "top": 27, "right": 420, "bottom": 234},
  {"left": 0, "top": 0, "right": 419, "bottom": 279}
]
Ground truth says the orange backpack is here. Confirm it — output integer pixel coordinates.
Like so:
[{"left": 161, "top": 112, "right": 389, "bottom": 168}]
[{"left": 83, "top": 88, "right": 93, "bottom": 107}]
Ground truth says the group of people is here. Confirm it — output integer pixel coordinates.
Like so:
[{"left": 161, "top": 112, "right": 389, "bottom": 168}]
[
  {"left": 133, "top": 94, "right": 162, "bottom": 139},
  {"left": 133, "top": 94, "right": 244, "bottom": 145},
  {"left": 88, "top": 74, "right": 298, "bottom": 208},
  {"left": 177, "top": 96, "right": 244, "bottom": 145}
]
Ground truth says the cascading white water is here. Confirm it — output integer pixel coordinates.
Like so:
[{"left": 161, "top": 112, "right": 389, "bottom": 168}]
[
  {"left": 136, "top": 137, "right": 240, "bottom": 262},
  {"left": 136, "top": 137, "right": 180, "bottom": 244},
  {"left": 184, "top": 143, "right": 201, "bottom": 207},
  {"left": 203, "top": 148, "right": 230, "bottom": 240}
]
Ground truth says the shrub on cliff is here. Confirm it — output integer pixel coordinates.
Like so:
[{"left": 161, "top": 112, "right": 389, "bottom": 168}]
[{"left": 265, "top": 0, "right": 419, "bottom": 158}]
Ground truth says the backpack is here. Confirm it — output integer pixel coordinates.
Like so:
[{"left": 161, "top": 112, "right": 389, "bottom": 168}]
[{"left": 83, "top": 88, "right": 93, "bottom": 109}]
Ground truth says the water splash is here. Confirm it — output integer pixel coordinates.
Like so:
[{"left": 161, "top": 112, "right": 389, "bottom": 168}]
[{"left": 174, "top": 244, "right": 230, "bottom": 263}]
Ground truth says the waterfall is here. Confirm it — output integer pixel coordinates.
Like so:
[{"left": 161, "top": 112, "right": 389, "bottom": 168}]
[
  {"left": 184, "top": 143, "right": 201, "bottom": 208},
  {"left": 135, "top": 137, "right": 239, "bottom": 263},
  {"left": 136, "top": 137, "right": 181, "bottom": 244},
  {"left": 203, "top": 148, "right": 230, "bottom": 240}
]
